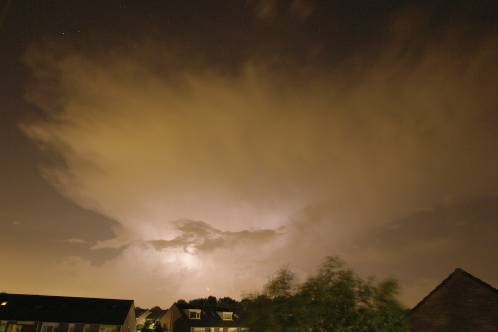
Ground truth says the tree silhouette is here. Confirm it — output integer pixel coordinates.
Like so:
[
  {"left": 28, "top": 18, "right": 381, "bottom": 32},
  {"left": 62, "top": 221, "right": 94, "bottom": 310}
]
[{"left": 241, "top": 256, "right": 409, "bottom": 332}]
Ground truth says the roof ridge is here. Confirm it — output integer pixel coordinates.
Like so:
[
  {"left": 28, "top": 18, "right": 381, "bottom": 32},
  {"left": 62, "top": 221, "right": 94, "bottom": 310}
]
[
  {"left": 1, "top": 292, "right": 134, "bottom": 302},
  {"left": 0, "top": 293, "right": 134, "bottom": 325},
  {"left": 453, "top": 268, "right": 498, "bottom": 294},
  {"left": 408, "top": 268, "right": 498, "bottom": 315}
]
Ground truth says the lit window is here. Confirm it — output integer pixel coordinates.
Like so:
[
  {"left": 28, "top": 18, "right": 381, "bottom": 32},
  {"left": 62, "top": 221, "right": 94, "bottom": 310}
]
[
  {"left": 221, "top": 312, "right": 233, "bottom": 321},
  {"left": 41, "top": 325, "right": 59, "bottom": 332},
  {"left": 188, "top": 311, "right": 201, "bottom": 319},
  {"left": 9, "top": 325, "right": 23, "bottom": 332}
]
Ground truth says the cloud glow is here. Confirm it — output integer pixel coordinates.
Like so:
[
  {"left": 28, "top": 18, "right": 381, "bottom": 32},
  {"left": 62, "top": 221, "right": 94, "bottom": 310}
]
[{"left": 17, "top": 13, "right": 498, "bottom": 306}]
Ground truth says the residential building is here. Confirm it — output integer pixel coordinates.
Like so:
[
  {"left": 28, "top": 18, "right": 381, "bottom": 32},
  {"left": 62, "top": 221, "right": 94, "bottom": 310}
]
[
  {"left": 407, "top": 268, "right": 498, "bottom": 331},
  {"left": 0, "top": 293, "right": 136, "bottom": 332},
  {"left": 135, "top": 309, "right": 150, "bottom": 328},
  {"left": 163, "top": 304, "right": 248, "bottom": 332},
  {"left": 143, "top": 308, "right": 168, "bottom": 330}
]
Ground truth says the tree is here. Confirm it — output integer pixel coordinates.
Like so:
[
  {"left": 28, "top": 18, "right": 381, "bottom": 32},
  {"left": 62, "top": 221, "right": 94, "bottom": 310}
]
[
  {"left": 172, "top": 257, "right": 408, "bottom": 331},
  {"left": 298, "top": 256, "right": 359, "bottom": 330},
  {"left": 264, "top": 267, "right": 297, "bottom": 299},
  {"left": 240, "top": 295, "right": 281, "bottom": 332},
  {"left": 153, "top": 322, "right": 163, "bottom": 332},
  {"left": 140, "top": 321, "right": 151, "bottom": 332},
  {"left": 218, "top": 297, "right": 241, "bottom": 312},
  {"left": 188, "top": 297, "right": 215, "bottom": 309},
  {"left": 241, "top": 256, "right": 409, "bottom": 332},
  {"left": 175, "top": 299, "right": 188, "bottom": 306}
]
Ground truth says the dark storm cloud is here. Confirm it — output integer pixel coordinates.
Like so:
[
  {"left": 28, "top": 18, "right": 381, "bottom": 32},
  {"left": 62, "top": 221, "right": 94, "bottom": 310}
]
[
  {"left": 369, "top": 195, "right": 498, "bottom": 256},
  {"left": 249, "top": 0, "right": 314, "bottom": 21},
  {"left": 249, "top": 0, "right": 278, "bottom": 20},
  {"left": 149, "top": 219, "right": 279, "bottom": 253},
  {"left": 351, "top": 195, "right": 498, "bottom": 302},
  {"left": 271, "top": 195, "right": 498, "bottom": 304}
]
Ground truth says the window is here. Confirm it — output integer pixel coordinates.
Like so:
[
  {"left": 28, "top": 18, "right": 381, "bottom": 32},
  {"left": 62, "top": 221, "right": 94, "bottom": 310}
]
[
  {"left": 221, "top": 312, "right": 233, "bottom": 321},
  {"left": 191, "top": 328, "right": 204, "bottom": 332},
  {"left": 188, "top": 311, "right": 201, "bottom": 319},
  {"left": 227, "top": 329, "right": 237, "bottom": 332},
  {"left": 100, "top": 326, "right": 119, "bottom": 332},
  {"left": 41, "top": 325, "right": 59, "bottom": 332},
  {"left": 8, "top": 325, "right": 23, "bottom": 332}
]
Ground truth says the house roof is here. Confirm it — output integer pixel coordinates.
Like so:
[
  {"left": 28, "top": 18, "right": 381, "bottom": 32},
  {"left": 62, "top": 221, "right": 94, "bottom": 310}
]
[
  {"left": 175, "top": 303, "right": 231, "bottom": 312},
  {"left": 0, "top": 293, "right": 133, "bottom": 325},
  {"left": 135, "top": 307, "right": 148, "bottom": 319},
  {"left": 145, "top": 309, "right": 168, "bottom": 321},
  {"left": 407, "top": 268, "right": 498, "bottom": 331},
  {"left": 172, "top": 304, "right": 245, "bottom": 328}
]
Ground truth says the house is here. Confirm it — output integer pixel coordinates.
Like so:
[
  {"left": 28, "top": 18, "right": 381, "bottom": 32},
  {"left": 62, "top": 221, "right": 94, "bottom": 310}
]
[
  {"left": 134, "top": 306, "right": 168, "bottom": 331},
  {"left": 163, "top": 304, "right": 249, "bottom": 332},
  {"left": 407, "top": 268, "right": 498, "bottom": 331},
  {"left": 0, "top": 293, "right": 136, "bottom": 332},
  {"left": 135, "top": 308, "right": 150, "bottom": 327},
  {"left": 143, "top": 308, "right": 168, "bottom": 330}
]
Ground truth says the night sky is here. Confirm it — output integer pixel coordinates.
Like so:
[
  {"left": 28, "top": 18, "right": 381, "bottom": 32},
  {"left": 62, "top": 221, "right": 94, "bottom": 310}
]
[{"left": 1, "top": 0, "right": 497, "bottom": 308}]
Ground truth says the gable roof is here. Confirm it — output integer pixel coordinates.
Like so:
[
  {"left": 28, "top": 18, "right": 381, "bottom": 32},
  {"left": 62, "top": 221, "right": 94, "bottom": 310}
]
[
  {"left": 407, "top": 268, "right": 498, "bottom": 331},
  {"left": 0, "top": 293, "right": 133, "bottom": 325},
  {"left": 145, "top": 309, "right": 168, "bottom": 321},
  {"left": 135, "top": 307, "right": 149, "bottom": 318}
]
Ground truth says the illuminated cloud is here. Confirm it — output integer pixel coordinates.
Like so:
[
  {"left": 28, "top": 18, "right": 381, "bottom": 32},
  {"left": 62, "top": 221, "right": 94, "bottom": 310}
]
[
  {"left": 63, "top": 238, "right": 89, "bottom": 244},
  {"left": 18, "top": 7, "right": 497, "bottom": 306},
  {"left": 148, "top": 219, "right": 279, "bottom": 253}
]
